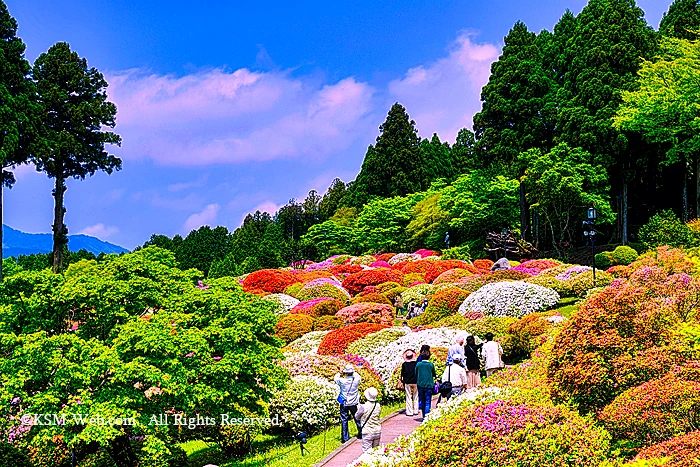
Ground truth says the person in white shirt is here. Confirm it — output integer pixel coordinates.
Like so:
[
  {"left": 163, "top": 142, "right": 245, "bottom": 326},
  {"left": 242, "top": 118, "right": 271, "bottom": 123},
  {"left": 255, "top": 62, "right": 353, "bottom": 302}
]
[
  {"left": 482, "top": 332, "right": 504, "bottom": 377},
  {"left": 441, "top": 355, "right": 469, "bottom": 400},
  {"left": 355, "top": 387, "right": 381, "bottom": 452},
  {"left": 334, "top": 365, "right": 363, "bottom": 442}
]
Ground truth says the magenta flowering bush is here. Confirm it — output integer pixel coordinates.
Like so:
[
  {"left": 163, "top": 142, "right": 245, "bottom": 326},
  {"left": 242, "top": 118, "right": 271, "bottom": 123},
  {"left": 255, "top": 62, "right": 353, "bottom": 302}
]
[{"left": 370, "top": 260, "right": 391, "bottom": 268}]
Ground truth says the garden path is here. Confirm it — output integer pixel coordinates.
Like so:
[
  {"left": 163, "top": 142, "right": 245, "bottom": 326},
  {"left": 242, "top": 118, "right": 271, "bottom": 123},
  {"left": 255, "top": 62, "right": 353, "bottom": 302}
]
[{"left": 314, "top": 399, "right": 434, "bottom": 467}]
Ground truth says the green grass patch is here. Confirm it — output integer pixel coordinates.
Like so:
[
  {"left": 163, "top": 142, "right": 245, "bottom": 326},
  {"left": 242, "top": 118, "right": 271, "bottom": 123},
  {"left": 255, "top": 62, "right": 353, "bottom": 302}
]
[
  {"left": 554, "top": 297, "right": 581, "bottom": 318},
  {"left": 220, "top": 401, "right": 403, "bottom": 467}
]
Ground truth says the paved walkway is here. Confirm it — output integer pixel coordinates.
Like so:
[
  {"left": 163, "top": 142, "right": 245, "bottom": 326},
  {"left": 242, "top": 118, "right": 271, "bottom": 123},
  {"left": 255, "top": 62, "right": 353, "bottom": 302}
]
[{"left": 315, "top": 399, "right": 438, "bottom": 467}]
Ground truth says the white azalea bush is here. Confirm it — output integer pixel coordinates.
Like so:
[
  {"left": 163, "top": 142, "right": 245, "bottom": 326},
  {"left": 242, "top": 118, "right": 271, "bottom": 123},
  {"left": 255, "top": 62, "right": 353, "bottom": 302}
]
[
  {"left": 366, "top": 327, "right": 465, "bottom": 382},
  {"left": 388, "top": 253, "right": 420, "bottom": 265},
  {"left": 346, "top": 327, "right": 411, "bottom": 359},
  {"left": 261, "top": 293, "right": 300, "bottom": 314},
  {"left": 283, "top": 330, "right": 330, "bottom": 355},
  {"left": 458, "top": 281, "right": 559, "bottom": 319},
  {"left": 268, "top": 375, "right": 338, "bottom": 433}
]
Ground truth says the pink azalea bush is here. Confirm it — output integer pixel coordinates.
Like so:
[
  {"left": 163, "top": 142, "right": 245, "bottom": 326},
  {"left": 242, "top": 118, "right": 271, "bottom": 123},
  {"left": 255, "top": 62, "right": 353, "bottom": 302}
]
[{"left": 335, "top": 303, "right": 395, "bottom": 326}]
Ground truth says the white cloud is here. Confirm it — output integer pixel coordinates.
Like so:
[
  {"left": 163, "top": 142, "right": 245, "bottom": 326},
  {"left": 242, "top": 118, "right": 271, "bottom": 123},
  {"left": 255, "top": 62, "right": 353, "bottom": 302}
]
[
  {"left": 79, "top": 223, "right": 119, "bottom": 240},
  {"left": 107, "top": 68, "right": 375, "bottom": 166},
  {"left": 388, "top": 31, "right": 499, "bottom": 141},
  {"left": 168, "top": 175, "right": 209, "bottom": 192},
  {"left": 248, "top": 201, "right": 280, "bottom": 216},
  {"left": 183, "top": 203, "right": 220, "bottom": 232}
]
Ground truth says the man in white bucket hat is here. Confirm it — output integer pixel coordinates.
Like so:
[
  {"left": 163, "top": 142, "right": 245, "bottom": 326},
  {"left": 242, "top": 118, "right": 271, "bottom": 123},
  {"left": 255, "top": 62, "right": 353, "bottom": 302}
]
[{"left": 355, "top": 387, "right": 381, "bottom": 452}]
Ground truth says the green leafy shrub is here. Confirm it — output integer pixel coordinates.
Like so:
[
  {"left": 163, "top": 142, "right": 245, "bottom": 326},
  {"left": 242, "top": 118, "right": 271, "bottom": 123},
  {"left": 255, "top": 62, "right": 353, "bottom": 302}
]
[
  {"left": 639, "top": 210, "right": 694, "bottom": 249},
  {"left": 595, "top": 251, "right": 613, "bottom": 269},
  {"left": 502, "top": 312, "right": 561, "bottom": 360},
  {"left": 525, "top": 275, "right": 574, "bottom": 297},
  {"left": 440, "top": 245, "right": 472, "bottom": 261},
  {"left": 313, "top": 315, "right": 343, "bottom": 331},
  {"left": 599, "top": 374, "right": 700, "bottom": 446},
  {"left": 275, "top": 314, "right": 314, "bottom": 343},
  {"left": 569, "top": 270, "right": 613, "bottom": 297},
  {"left": 409, "top": 288, "right": 470, "bottom": 326},
  {"left": 611, "top": 245, "right": 639, "bottom": 265},
  {"left": 268, "top": 376, "right": 338, "bottom": 434}
]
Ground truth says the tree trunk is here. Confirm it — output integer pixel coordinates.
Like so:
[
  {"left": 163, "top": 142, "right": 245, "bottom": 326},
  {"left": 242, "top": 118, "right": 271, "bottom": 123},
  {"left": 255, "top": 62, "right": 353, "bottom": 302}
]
[
  {"left": 105, "top": 435, "right": 138, "bottom": 467},
  {"left": 622, "top": 182, "right": 628, "bottom": 245},
  {"left": 52, "top": 176, "right": 67, "bottom": 273},
  {"left": 519, "top": 180, "right": 530, "bottom": 242},
  {"left": 683, "top": 164, "right": 688, "bottom": 222}
]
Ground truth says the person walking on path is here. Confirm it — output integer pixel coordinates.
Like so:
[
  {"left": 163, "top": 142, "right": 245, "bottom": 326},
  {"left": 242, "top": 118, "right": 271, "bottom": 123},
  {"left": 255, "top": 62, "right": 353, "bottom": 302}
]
[
  {"left": 355, "top": 387, "right": 381, "bottom": 452},
  {"left": 415, "top": 347, "right": 436, "bottom": 419},
  {"left": 482, "top": 332, "right": 504, "bottom": 377},
  {"left": 446, "top": 333, "right": 466, "bottom": 365},
  {"left": 400, "top": 349, "right": 419, "bottom": 416},
  {"left": 416, "top": 344, "right": 430, "bottom": 363},
  {"left": 464, "top": 335, "right": 483, "bottom": 389},
  {"left": 440, "top": 354, "right": 468, "bottom": 400},
  {"left": 334, "top": 365, "right": 363, "bottom": 442}
]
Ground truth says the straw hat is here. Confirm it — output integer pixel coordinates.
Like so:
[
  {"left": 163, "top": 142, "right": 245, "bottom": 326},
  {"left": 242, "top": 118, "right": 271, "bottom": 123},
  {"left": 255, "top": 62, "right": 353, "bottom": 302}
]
[{"left": 402, "top": 349, "right": 416, "bottom": 361}]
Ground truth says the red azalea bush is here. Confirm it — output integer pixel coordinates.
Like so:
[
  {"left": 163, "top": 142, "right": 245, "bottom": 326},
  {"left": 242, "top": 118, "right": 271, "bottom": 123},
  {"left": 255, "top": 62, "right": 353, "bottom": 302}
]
[
  {"left": 635, "top": 430, "right": 700, "bottom": 467},
  {"left": 275, "top": 314, "right": 314, "bottom": 343},
  {"left": 473, "top": 259, "right": 494, "bottom": 270},
  {"left": 548, "top": 264, "right": 697, "bottom": 412},
  {"left": 374, "top": 253, "right": 396, "bottom": 262},
  {"left": 424, "top": 260, "right": 476, "bottom": 283},
  {"left": 395, "top": 260, "right": 434, "bottom": 274},
  {"left": 409, "top": 288, "right": 470, "bottom": 326},
  {"left": 330, "top": 264, "right": 363, "bottom": 278},
  {"left": 410, "top": 400, "right": 610, "bottom": 467},
  {"left": 317, "top": 323, "right": 388, "bottom": 355},
  {"left": 351, "top": 292, "right": 393, "bottom": 306},
  {"left": 243, "top": 269, "right": 299, "bottom": 293},
  {"left": 289, "top": 298, "right": 343, "bottom": 317},
  {"left": 335, "top": 303, "right": 394, "bottom": 325},
  {"left": 598, "top": 374, "right": 700, "bottom": 446},
  {"left": 342, "top": 269, "right": 403, "bottom": 295},
  {"left": 513, "top": 259, "right": 561, "bottom": 275}
]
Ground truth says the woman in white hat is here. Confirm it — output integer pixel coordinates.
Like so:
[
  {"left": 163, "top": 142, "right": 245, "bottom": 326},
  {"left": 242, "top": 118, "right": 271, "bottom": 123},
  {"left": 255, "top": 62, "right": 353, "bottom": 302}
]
[{"left": 355, "top": 387, "right": 381, "bottom": 452}]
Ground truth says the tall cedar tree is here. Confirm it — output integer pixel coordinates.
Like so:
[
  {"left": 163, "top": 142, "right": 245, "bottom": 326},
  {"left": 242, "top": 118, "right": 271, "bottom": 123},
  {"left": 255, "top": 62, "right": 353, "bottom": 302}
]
[
  {"left": 555, "top": 0, "right": 657, "bottom": 231},
  {"left": 473, "top": 21, "right": 557, "bottom": 241},
  {"left": 33, "top": 42, "right": 122, "bottom": 273},
  {"left": 347, "top": 103, "right": 425, "bottom": 207},
  {"left": 318, "top": 178, "right": 347, "bottom": 220},
  {"left": 0, "top": 1, "right": 38, "bottom": 279},
  {"left": 659, "top": 0, "right": 700, "bottom": 40},
  {"left": 420, "top": 133, "right": 454, "bottom": 182}
]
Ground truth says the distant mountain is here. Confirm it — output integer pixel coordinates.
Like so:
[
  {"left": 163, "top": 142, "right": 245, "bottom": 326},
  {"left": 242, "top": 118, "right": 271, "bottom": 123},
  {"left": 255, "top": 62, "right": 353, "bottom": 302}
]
[{"left": 2, "top": 225, "right": 129, "bottom": 257}]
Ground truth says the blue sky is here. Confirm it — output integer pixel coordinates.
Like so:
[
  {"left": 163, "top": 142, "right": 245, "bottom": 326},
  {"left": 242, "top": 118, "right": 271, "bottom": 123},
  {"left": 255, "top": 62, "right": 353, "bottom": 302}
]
[{"left": 6, "top": 0, "right": 668, "bottom": 249}]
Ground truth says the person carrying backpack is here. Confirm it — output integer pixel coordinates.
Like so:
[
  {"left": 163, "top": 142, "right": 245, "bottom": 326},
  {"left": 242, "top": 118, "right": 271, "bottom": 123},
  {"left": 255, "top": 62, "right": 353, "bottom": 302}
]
[
  {"left": 439, "top": 354, "right": 468, "bottom": 401},
  {"left": 354, "top": 387, "right": 381, "bottom": 452}
]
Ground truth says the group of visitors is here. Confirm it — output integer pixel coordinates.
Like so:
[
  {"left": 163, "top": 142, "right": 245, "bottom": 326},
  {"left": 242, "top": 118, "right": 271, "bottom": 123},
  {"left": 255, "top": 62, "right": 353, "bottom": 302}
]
[
  {"left": 398, "top": 332, "right": 503, "bottom": 419},
  {"left": 394, "top": 296, "right": 429, "bottom": 319},
  {"left": 332, "top": 332, "right": 504, "bottom": 452}
]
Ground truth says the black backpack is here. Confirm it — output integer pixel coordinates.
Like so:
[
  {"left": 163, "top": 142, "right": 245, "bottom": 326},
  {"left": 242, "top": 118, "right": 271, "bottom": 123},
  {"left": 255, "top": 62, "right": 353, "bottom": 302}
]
[{"left": 438, "top": 364, "right": 453, "bottom": 397}]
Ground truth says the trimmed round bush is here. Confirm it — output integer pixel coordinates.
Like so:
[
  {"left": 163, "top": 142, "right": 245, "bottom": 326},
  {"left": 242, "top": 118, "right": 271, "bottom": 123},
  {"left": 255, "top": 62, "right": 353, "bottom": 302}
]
[
  {"left": 459, "top": 281, "right": 559, "bottom": 318},
  {"left": 433, "top": 268, "right": 473, "bottom": 285},
  {"left": 598, "top": 374, "right": 700, "bottom": 446},
  {"left": 342, "top": 269, "right": 403, "bottom": 296},
  {"left": 317, "top": 323, "right": 388, "bottom": 355},
  {"left": 409, "top": 400, "right": 610, "bottom": 467},
  {"left": 345, "top": 327, "right": 411, "bottom": 359},
  {"left": 284, "top": 330, "right": 329, "bottom": 355},
  {"left": 289, "top": 298, "right": 344, "bottom": 317},
  {"left": 635, "top": 430, "right": 700, "bottom": 467},
  {"left": 351, "top": 292, "right": 393, "bottom": 306},
  {"left": 335, "top": 303, "right": 394, "bottom": 325},
  {"left": 275, "top": 314, "right": 314, "bottom": 343},
  {"left": 296, "top": 281, "right": 351, "bottom": 303},
  {"left": 349, "top": 255, "right": 375, "bottom": 265},
  {"left": 410, "top": 288, "right": 470, "bottom": 326},
  {"left": 611, "top": 245, "right": 639, "bottom": 265},
  {"left": 268, "top": 376, "right": 338, "bottom": 434},
  {"left": 402, "top": 272, "right": 425, "bottom": 286},
  {"left": 568, "top": 270, "right": 613, "bottom": 297},
  {"left": 261, "top": 293, "right": 300, "bottom": 314},
  {"left": 525, "top": 275, "right": 574, "bottom": 297},
  {"left": 401, "top": 283, "right": 432, "bottom": 305},
  {"left": 488, "top": 269, "right": 530, "bottom": 281},
  {"left": 313, "top": 315, "right": 344, "bottom": 331},
  {"left": 243, "top": 269, "right": 299, "bottom": 293},
  {"left": 424, "top": 260, "right": 476, "bottom": 283},
  {"left": 281, "top": 354, "right": 384, "bottom": 396}
]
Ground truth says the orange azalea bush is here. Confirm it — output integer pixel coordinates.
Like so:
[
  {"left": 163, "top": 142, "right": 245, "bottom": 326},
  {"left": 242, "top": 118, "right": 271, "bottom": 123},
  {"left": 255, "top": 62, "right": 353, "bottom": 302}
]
[
  {"left": 335, "top": 303, "right": 394, "bottom": 325},
  {"left": 635, "top": 430, "right": 700, "bottom": 467},
  {"left": 275, "top": 314, "right": 314, "bottom": 344},
  {"left": 598, "top": 373, "right": 700, "bottom": 446},
  {"left": 317, "top": 323, "right": 388, "bottom": 355},
  {"left": 313, "top": 315, "right": 344, "bottom": 331},
  {"left": 410, "top": 288, "right": 470, "bottom": 326},
  {"left": 548, "top": 263, "right": 697, "bottom": 411},
  {"left": 342, "top": 269, "right": 403, "bottom": 295},
  {"left": 243, "top": 269, "right": 299, "bottom": 293},
  {"left": 424, "top": 260, "right": 476, "bottom": 283},
  {"left": 473, "top": 258, "right": 494, "bottom": 270}
]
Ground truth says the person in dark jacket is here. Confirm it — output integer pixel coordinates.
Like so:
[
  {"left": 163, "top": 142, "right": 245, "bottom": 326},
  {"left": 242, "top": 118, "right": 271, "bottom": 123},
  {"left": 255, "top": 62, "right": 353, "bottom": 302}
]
[
  {"left": 414, "top": 347, "right": 436, "bottom": 419},
  {"left": 400, "top": 349, "right": 418, "bottom": 416},
  {"left": 464, "top": 335, "right": 483, "bottom": 389}
]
